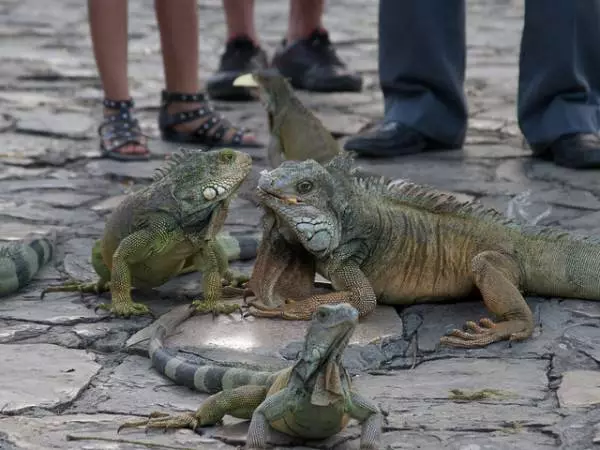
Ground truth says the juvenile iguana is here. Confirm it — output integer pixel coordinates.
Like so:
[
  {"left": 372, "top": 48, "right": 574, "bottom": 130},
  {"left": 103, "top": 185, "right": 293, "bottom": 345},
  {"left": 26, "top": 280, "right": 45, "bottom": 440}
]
[
  {"left": 42, "top": 148, "right": 258, "bottom": 318},
  {"left": 244, "top": 155, "right": 600, "bottom": 348},
  {"left": 0, "top": 234, "right": 55, "bottom": 297},
  {"left": 118, "top": 303, "right": 382, "bottom": 449},
  {"left": 234, "top": 69, "right": 342, "bottom": 168}
]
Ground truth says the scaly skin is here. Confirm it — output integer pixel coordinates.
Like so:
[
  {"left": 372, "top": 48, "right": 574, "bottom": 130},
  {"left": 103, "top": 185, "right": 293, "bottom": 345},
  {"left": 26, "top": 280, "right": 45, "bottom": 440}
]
[
  {"left": 42, "top": 148, "right": 258, "bottom": 318},
  {"left": 233, "top": 69, "right": 342, "bottom": 168},
  {"left": 118, "top": 303, "right": 382, "bottom": 449},
  {"left": 0, "top": 234, "right": 55, "bottom": 296},
  {"left": 245, "top": 155, "right": 600, "bottom": 348}
]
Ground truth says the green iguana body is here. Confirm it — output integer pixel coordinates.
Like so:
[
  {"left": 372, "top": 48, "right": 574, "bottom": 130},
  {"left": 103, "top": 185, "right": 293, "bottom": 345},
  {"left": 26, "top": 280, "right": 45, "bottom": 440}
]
[
  {"left": 245, "top": 155, "right": 600, "bottom": 348},
  {"left": 234, "top": 69, "right": 341, "bottom": 168},
  {"left": 0, "top": 235, "right": 54, "bottom": 296},
  {"left": 42, "top": 148, "right": 258, "bottom": 317},
  {"left": 118, "top": 303, "right": 382, "bottom": 449}
]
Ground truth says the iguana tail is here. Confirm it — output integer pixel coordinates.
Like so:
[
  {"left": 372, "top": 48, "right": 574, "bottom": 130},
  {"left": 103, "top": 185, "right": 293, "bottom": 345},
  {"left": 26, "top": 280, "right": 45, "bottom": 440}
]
[
  {"left": 149, "top": 306, "right": 277, "bottom": 394},
  {"left": 520, "top": 234, "right": 600, "bottom": 300},
  {"left": 216, "top": 231, "right": 261, "bottom": 261},
  {"left": 0, "top": 234, "right": 55, "bottom": 297}
]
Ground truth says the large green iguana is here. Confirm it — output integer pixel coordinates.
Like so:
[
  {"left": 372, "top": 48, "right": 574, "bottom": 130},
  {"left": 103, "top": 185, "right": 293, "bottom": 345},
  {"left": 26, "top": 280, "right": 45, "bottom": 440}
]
[
  {"left": 233, "top": 69, "right": 341, "bottom": 168},
  {"left": 42, "top": 148, "right": 258, "bottom": 318},
  {"left": 243, "top": 155, "right": 600, "bottom": 348},
  {"left": 118, "top": 302, "right": 382, "bottom": 449},
  {"left": 0, "top": 234, "right": 55, "bottom": 297}
]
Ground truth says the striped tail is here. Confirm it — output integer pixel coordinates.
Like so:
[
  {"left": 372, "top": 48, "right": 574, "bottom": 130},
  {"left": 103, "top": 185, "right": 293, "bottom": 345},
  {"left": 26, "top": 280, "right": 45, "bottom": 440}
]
[
  {"left": 216, "top": 231, "right": 261, "bottom": 262},
  {"left": 0, "top": 235, "right": 55, "bottom": 297},
  {"left": 149, "top": 305, "right": 277, "bottom": 394}
]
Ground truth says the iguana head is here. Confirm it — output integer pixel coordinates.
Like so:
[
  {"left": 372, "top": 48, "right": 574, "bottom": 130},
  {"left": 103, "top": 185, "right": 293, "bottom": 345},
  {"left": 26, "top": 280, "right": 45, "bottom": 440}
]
[
  {"left": 293, "top": 303, "right": 358, "bottom": 402},
  {"left": 154, "top": 148, "right": 252, "bottom": 225},
  {"left": 256, "top": 159, "right": 341, "bottom": 257},
  {"left": 233, "top": 69, "right": 293, "bottom": 114}
]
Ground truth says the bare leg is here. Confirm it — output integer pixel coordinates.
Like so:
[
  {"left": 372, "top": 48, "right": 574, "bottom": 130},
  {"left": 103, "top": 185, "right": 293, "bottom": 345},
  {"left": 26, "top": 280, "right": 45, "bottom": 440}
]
[
  {"left": 287, "top": 0, "right": 324, "bottom": 41},
  {"left": 88, "top": 0, "right": 148, "bottom": 156},
  {"left": 154, "top": 0, "right": 258, "bottom": 145},
  {"left": 223, "top": 0, "right": 258, "bottom": 43}
]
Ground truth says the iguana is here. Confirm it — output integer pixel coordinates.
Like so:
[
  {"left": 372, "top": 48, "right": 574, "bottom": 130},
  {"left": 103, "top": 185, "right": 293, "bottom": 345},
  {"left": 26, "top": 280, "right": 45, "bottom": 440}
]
[
  {"left": 233, "top": 69, "right": 342, "bottom": 168},
  {"left": 118, "top": 302, "right": 382, "bottom": 449},
  {"left": 0, "top": 234, "right": 55, "bottom": 297},
  {"left": 243, "top": 155, "right": 600, "bottom": 348},
  {"left": 42, "top": 148, "right": 258, "bottom": 318}
]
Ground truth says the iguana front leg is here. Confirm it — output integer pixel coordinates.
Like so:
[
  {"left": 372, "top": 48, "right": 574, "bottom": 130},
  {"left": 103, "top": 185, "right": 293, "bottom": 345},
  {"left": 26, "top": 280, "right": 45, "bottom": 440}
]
[
  {"left": 348, "top": 391, "right": 383, "bottom": 450},
  {"left": 192, "top": 240, "right": 242, "bottom": 315},
  {"left": 97, "top": 229, "right": 158, "bottom": 317},
  {"left": 440, "top": 250, "right": 534, "bottom": 348},
  {"left": 118, "top": 385, "right": 268, "bottom": 433},
  {"left": 249, "top": 262, "right": 376, "bottom": 320},
  {"left": 246, "top": 390, "right": 289, "bottom": 449}
]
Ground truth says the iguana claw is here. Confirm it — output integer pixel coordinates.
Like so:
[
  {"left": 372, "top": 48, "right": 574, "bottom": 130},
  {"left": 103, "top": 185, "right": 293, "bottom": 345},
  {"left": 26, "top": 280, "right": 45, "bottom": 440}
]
[
  {"left": 96, "top": 300, "right": 153, "bottom": 318},
  {"left": 246, "top": 298, "right": 311, "bottom": 320},
  {"left": 192, "top": 299, "right": 243, "bottom": 317},
  {"left": 439, "top": 317, "right": 531, "bottom": 348},
  {"left": 118, "top": 411, "right": 200, "bottom": 433}
]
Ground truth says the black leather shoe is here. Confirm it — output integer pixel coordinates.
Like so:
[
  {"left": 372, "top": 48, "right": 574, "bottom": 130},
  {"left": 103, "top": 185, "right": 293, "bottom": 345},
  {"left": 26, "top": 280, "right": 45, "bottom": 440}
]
[
  {"left": 344, "top": 121, "right": 461, "bottom": 157},
  {"left": 271, "top": 28, "right": 363, "bottom": 93},
  {"left": 530, "top": 133, "right": 600, "bottom": 169},
  {"left": 206, "top": 36, "right": 268, "bottom": 101}
]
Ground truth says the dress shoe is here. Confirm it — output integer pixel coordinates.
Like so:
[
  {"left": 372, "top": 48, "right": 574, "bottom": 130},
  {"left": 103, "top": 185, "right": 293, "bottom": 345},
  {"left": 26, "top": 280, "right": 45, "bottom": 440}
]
[
  {"left": 271, "top": 28, "right": 363, "bottom": 93},
  {"left": 344, "top": 121, "right": 461, "bottom": 157},
  {"left": 530, "top": 132, "right": 600, "bottom": 169}
]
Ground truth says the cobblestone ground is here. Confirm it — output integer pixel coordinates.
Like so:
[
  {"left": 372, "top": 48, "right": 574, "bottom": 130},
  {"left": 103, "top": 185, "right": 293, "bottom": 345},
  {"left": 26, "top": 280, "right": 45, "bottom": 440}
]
[{"left": 1, "top": 0, "right": 600, "bottom": 449}]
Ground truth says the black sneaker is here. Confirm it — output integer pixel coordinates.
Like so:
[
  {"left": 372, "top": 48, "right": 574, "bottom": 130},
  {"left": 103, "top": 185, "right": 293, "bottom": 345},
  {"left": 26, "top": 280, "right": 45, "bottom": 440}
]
[
  {"left": 206, "top": 36, "right": 269, "bottom": 101},
  {"left": 271, "top": 28, "right": 363, "bottom": 93}
]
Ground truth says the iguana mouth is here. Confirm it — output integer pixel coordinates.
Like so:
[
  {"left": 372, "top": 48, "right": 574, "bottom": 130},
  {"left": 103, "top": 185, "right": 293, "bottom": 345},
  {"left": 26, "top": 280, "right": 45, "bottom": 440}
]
[{"left": 257, "top": 187, "right": 301, "bottom": 205}]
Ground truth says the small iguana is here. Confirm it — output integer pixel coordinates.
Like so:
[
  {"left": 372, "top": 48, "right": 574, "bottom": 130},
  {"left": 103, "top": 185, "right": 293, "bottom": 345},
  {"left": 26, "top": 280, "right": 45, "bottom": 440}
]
[
  {"left": 42, "top": 148, "right": 258, "bottom": 318},
  {"left": 0, "top": 234, "right": 55, "bottom": 297},
  {"left": 233, "top": 69, "right": 342, "bottom": 168},
  {"left": 118, "top": 302, "right": 382, "bottom": 449},
  {"left": 244, "top": 155, "right": 600, "bottom": 348}
]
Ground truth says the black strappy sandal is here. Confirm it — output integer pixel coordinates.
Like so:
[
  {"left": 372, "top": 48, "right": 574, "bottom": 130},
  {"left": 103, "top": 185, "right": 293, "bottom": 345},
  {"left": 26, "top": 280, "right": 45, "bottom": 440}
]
[
  {"left": 158, "top": 90, "right": 262, "bottom": 148},
  {"left": 98, "top": 98, "right": 151, "bottom": 161}
]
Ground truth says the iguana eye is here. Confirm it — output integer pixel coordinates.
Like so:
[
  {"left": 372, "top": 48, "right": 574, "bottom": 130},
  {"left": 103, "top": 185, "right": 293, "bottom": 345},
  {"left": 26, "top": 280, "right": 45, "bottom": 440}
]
[
  {"left": 219, "top": 149, "right": 235, "bottom": 163},
  {"left": 296, "top": 180, "right": 313, "bottom": 194},
  {"left": 317, "top": 309, "right": 328, "bottom": 321}
]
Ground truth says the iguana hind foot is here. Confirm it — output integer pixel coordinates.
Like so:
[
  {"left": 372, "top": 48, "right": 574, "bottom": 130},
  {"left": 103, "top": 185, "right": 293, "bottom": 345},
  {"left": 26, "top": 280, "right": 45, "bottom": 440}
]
[
  {"left": 118, "top": 411, "right": 199, "bottom": 433},
  {"left": 192, "top": 298, "right": 242, "bottom": 316},
  {"left": 246, "top": 298, "right": 309, "bottom": 320},
  {"left": 41, "top": 279, "right": 110, "bottom": 299},
  {"left": 439, "top": 317, "right": 532, "bottom": 348},
  {"left": 96, "top": 299, "right": 153, "bottom": 318}
]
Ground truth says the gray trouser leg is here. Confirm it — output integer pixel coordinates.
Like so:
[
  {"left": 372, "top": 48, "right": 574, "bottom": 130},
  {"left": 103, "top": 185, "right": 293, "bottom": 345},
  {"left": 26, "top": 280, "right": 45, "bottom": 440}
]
[
  {"left": 378, "top": 0, "right": 467, "bottom": 146},
  {"left": 518, "top": 0, "right": 600, "bottom": 145}
]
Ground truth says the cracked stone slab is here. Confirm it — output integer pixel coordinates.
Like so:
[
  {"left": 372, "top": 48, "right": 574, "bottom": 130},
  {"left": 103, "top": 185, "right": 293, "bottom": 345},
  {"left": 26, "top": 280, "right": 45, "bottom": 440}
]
[
  {"left": 0, "top": 414, "right": 236, "bottom": 450},
  {"left": 0, "top": 292, "right": 109, "bottom": 324},
  {"left": 14, "top": 110, "right": 94, "bottom": 139},
  {"left": 0, "top": 321, "right": 50, "bottom": 343},
  {"left": 85, "top": 159, "right": 164, "bottom": 181},
  {"left": 74, "top": 355, "right": 206, "bottom": 416},
  {"left": 0, "top": 343, "right": 101, "bottom": 414},
  {"left": 557, "top": 370, "right": 600, "bottom": 408},
  {"left": 128, "top": 302, "right": 403, "bottom": 372},
  {"left": 355, "top": 358, "right": 549, "bottom": 407}
]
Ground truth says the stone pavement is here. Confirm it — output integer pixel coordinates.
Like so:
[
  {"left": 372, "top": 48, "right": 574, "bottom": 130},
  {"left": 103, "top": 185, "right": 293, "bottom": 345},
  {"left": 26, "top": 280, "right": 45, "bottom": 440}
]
[{"left": 1, "top": 0, "right": 600, "bottom": 448}]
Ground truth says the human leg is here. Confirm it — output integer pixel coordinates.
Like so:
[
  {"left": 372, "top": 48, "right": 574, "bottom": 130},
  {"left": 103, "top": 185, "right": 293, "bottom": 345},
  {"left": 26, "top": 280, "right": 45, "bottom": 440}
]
[
  {"left": 206, "top": 0, "right": 268, "bottom": 101},
  {"left": 518, "top": 0, "right": 600, "bottom": 169},
  {"left": 155, "top": 0, "right": 260, "bottom": 147},
  {"left": 271, "top": 0, "right": 363, "bottom": 93},
  {"left": 344, "top": 0, "right": 467, "bottom": 156},
  {"left": 88, "top": 0, "right": 150, "bottom": 160}
]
